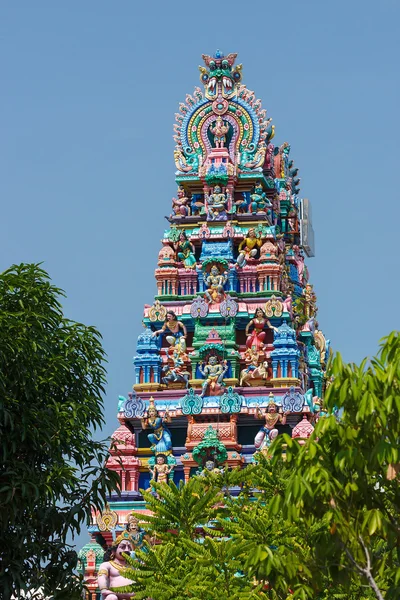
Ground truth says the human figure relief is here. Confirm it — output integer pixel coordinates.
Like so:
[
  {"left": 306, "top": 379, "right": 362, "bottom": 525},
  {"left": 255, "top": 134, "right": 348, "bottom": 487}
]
[
  {"left": 210, "top": 116, "right": 229, "bottom": 148},
  {"left": 250, "top": 182, "right": 271, "bottom": 214},
  {"left": 174, "top": 231, "right": 197, "bottom": 269},
  {"left": 199, "top": 355, "right": 228, "bottom": 397},
  {"left": 236, "top": 228, "right": 262, "bottom": 268},
  {"left": 97, "top": 534, "right": 135, "bottom": 600},
  {"left": 206, "top": 185, "right": 228, "bottom": 221},
  {"left": 203, "top": 265, "right": 228, "bottom": 303},
  {"left": 254, "top": 399, "right": 290, "bottom": 450},
  {"left": 152, "top": 310, "right": 187, "bottom": 347},
  {"left": 171, "top": 185, "right": 191, "bottom": 217},
  {"left": 141, "top": 398, "right": 172, "bottom": 454},
  {"left": 149, "top": 454, "right": 173, "bottom": 484},
  {"left": 245, "top": 308, "right": 277, "bottom": 352}
]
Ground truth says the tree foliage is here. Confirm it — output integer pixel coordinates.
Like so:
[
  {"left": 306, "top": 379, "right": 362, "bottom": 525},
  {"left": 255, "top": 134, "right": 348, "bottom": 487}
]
[
  {"left": 117, "top": 333, "right": 400, "bottom": 599},
  {"left": 0, "top": 264, "right": 119, "bottom": 600},
  {"left": 273, "top": 332, "right": 400, "bottom": 599}
]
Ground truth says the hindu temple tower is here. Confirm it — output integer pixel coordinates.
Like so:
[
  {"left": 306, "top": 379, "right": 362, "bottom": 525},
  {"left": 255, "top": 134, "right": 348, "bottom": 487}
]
[{"left": 78, "top": 50, "right": 329, "bottom": 592}]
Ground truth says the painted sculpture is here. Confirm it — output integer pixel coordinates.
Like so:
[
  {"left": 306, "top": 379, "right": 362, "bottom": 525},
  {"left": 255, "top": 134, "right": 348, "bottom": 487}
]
[
  {"left": 206, "top": 185, "right": 228, "bottom": 221},
  {"left": 236, "top": 228, "right": 262, "bottom": 267},
  {"left": 149, "top": 454, "right": 174, "bottom": 484},
  {"left": 250, "top": 182, "right": 271, "bottom": 214},
  {"left": 255, "top": 398, "right": 290, "bottom": 450},
  {"left": 175, "top": 231, "right": 196, "bottom": 268},
  {"left": 245, "top": 308, "right": 276, "bottom": 351},
  {"left": 141, "top": 398, "right": 172, "bottom": 454},
  {"left": 97, "top": 533, "right": 135, "bottom": 600},
  {"left": 172, "top": 186, "right": 191, "bottom": 217},
  {"left": 152, "top": 310, "right": 187, "bottom": 346},
  {"left": 203, "top": 264, "right": 228, "bottom": 303},
  {"left": 199, "top": 355, "right": 228, "bottom": 397},
  {"left": 81, "top": 50, "right": 331, "bottom": 592}
]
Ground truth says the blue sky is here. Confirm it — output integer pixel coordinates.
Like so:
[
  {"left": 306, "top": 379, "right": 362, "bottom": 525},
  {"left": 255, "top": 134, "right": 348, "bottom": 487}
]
[{"left": 1, "top": 0, "right": 399, "bottom": 540}]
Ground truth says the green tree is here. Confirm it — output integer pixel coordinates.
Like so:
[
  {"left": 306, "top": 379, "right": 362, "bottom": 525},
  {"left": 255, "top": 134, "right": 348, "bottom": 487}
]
[
  {"left": 0, "top": 264, "right": 119, "bottom": 600},
  {"left": 273, "top": 332, "right": 400, "bottom": 599}
]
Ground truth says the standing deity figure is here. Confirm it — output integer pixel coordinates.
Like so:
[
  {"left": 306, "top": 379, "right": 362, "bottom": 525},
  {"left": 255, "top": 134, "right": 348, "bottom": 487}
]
[
  {"left": 199, "top": 355, "right": 228, "bottom": 397},
  {"left": 303, "top": 284, "right": 317, "bottom": 320},
  {"left": 203, "top": 265, "right": 228, "bottom": 303},
  {"left": 152, "top": 310, "right": 187, "bottom": 346},
  {"left": 282, "top": 292, "right": 293, "bottom": 318},
  {"left": 254, "top": 399, "right": 290, "bottom": 450},
  {"left": 293, "top": 245, "right": 305, "bottom": 283},
  {"left": 245, "top": 308, "right": 276, "bottom": 352},
  {"left": 141, "top": 398, "right": 172, "bottom": 454},
  {"left": 210, "top": 116, "right": 229, "bottom": 148},
  {"left": 236, "top": 228, "right": 262, "bottom": 267},
  {"left": 149, "top": 453, "right": 173, "bottom": 484},
  {"left": 206, "top": 185, "right": 228, "bottom": 221},
  {"left": 174, "top": 231, "right": 197, "bottom": 269},
  {"left": 171, "top": 186, "right": 191, "bottom": 217},
  {"left": 125, "top": 514, "right": 148, "bottom": 555},
  {"left": 250, "top": 182, "right": 271, "bottom": 214},
  {"left": 97, "top": 533, "right": 135, "bottom": 600}
]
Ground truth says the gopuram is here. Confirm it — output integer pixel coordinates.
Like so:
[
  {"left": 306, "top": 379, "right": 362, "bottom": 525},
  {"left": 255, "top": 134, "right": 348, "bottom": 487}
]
[{"left": 78, "top": 51, "right": 330, "bottom": 594}]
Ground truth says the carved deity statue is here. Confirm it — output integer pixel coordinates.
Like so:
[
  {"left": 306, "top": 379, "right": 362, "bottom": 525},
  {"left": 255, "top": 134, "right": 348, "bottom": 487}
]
[
  {"left": 171, "top": 185, "right": 191, "bottom": 217},
  {"left": 254, "top": 399, "right": 290, "bottom": 450},
  {"left": 97, "top": 534, "right": 135, "bottom": 599},
  {"left": 203, "top": 265, "right": 228, "bottom": 303},
  {"left": 250, "top": 182, "right": 271, "bottom": 214},
  {"left": 125, "top": 514, "right": 147, "bottom": 552},
  {"left": 210, "top": 116, "right": 229, "bottom": 148},
  {"left": 141, "top": 398, "right": 172, "bottom": 454},
  {"left": 152, "top": 310, "right": 187, "bottom": 346},
  {"left": 245, "top": 307, "right": 276, "bottom": 352},
  {"left": 236, "top": 228, "right": 262, "bottom": 267},
  {"left": 162, "top": 339, "right": 190, "bottom": 388},
  {"left": 174, "top": 231, "right": 196, "bottom": 269},
  {"left": 149, "top": 453, "right": 173, "bottom": 484},
  {"left": 199, "top": 355, "right": 228, "bottom": 397},
  {"left": 206, "top": 185, "right": 228, "bottom": 221}
]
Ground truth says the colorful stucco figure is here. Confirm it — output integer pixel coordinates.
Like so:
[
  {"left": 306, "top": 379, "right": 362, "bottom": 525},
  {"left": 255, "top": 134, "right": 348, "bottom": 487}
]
[{"left": 80, "top": 50, "right": 329, "bottom": 594}]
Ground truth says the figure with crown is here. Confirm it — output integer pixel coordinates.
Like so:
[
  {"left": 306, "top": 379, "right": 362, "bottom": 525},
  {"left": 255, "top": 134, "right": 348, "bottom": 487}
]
[
  {"left": 141, "top": 398, "right": 172, "bottom": 454},
  {"left": 254, "top": 396, "right": 290, "bottom": 450},
  {"left": 210, "top": 115, "right": 229, "bottom": 148},
  {"left": 205, "top": 185, "right": 228, "bottom": 221},
  {"left": 97, "top": 530, "right": 136, "bottom": 599}
]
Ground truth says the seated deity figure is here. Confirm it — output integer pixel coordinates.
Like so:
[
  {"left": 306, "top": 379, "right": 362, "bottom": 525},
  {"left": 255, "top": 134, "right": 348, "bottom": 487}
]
[
  {"left": 141, "top": 398, "right": 172, "bottom": 454},
  {"left": 97, "top": 533, "right": 135, "bottom": 599},
  {"left": 199, "top": 355, "right": 228, "bottom": 397},
  {"left": 236, "top": 228, "right": 262, "bottom": 267},
  {"left": 206, "top": 185, "right": 228, "bottom": 221},
  {"left": 203, "top": 265, "right": 228, "bottom": 303},
  {"left": 149, "top": 453, "right": 173, "bottom": 484},
  {"left": 174, "top": 231, "right": 197, "bottom": 269},
  {"left": 152, "top": 310, "right": 187, "bottom": 346},
  {"left": 171, "top": 185, "right": 191, "bottom": 217},
  {"left": 245, "top": 308, "right": 277, "bottom": 352},
  {"left": 210, "top": 116, "right": 229, "bottom": 148},
  {"left": 254, "top": 399, "right": 290, "bottom": 450},
  {"left": 250, "top": 182, "right": 272, "bottom": 214}
]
